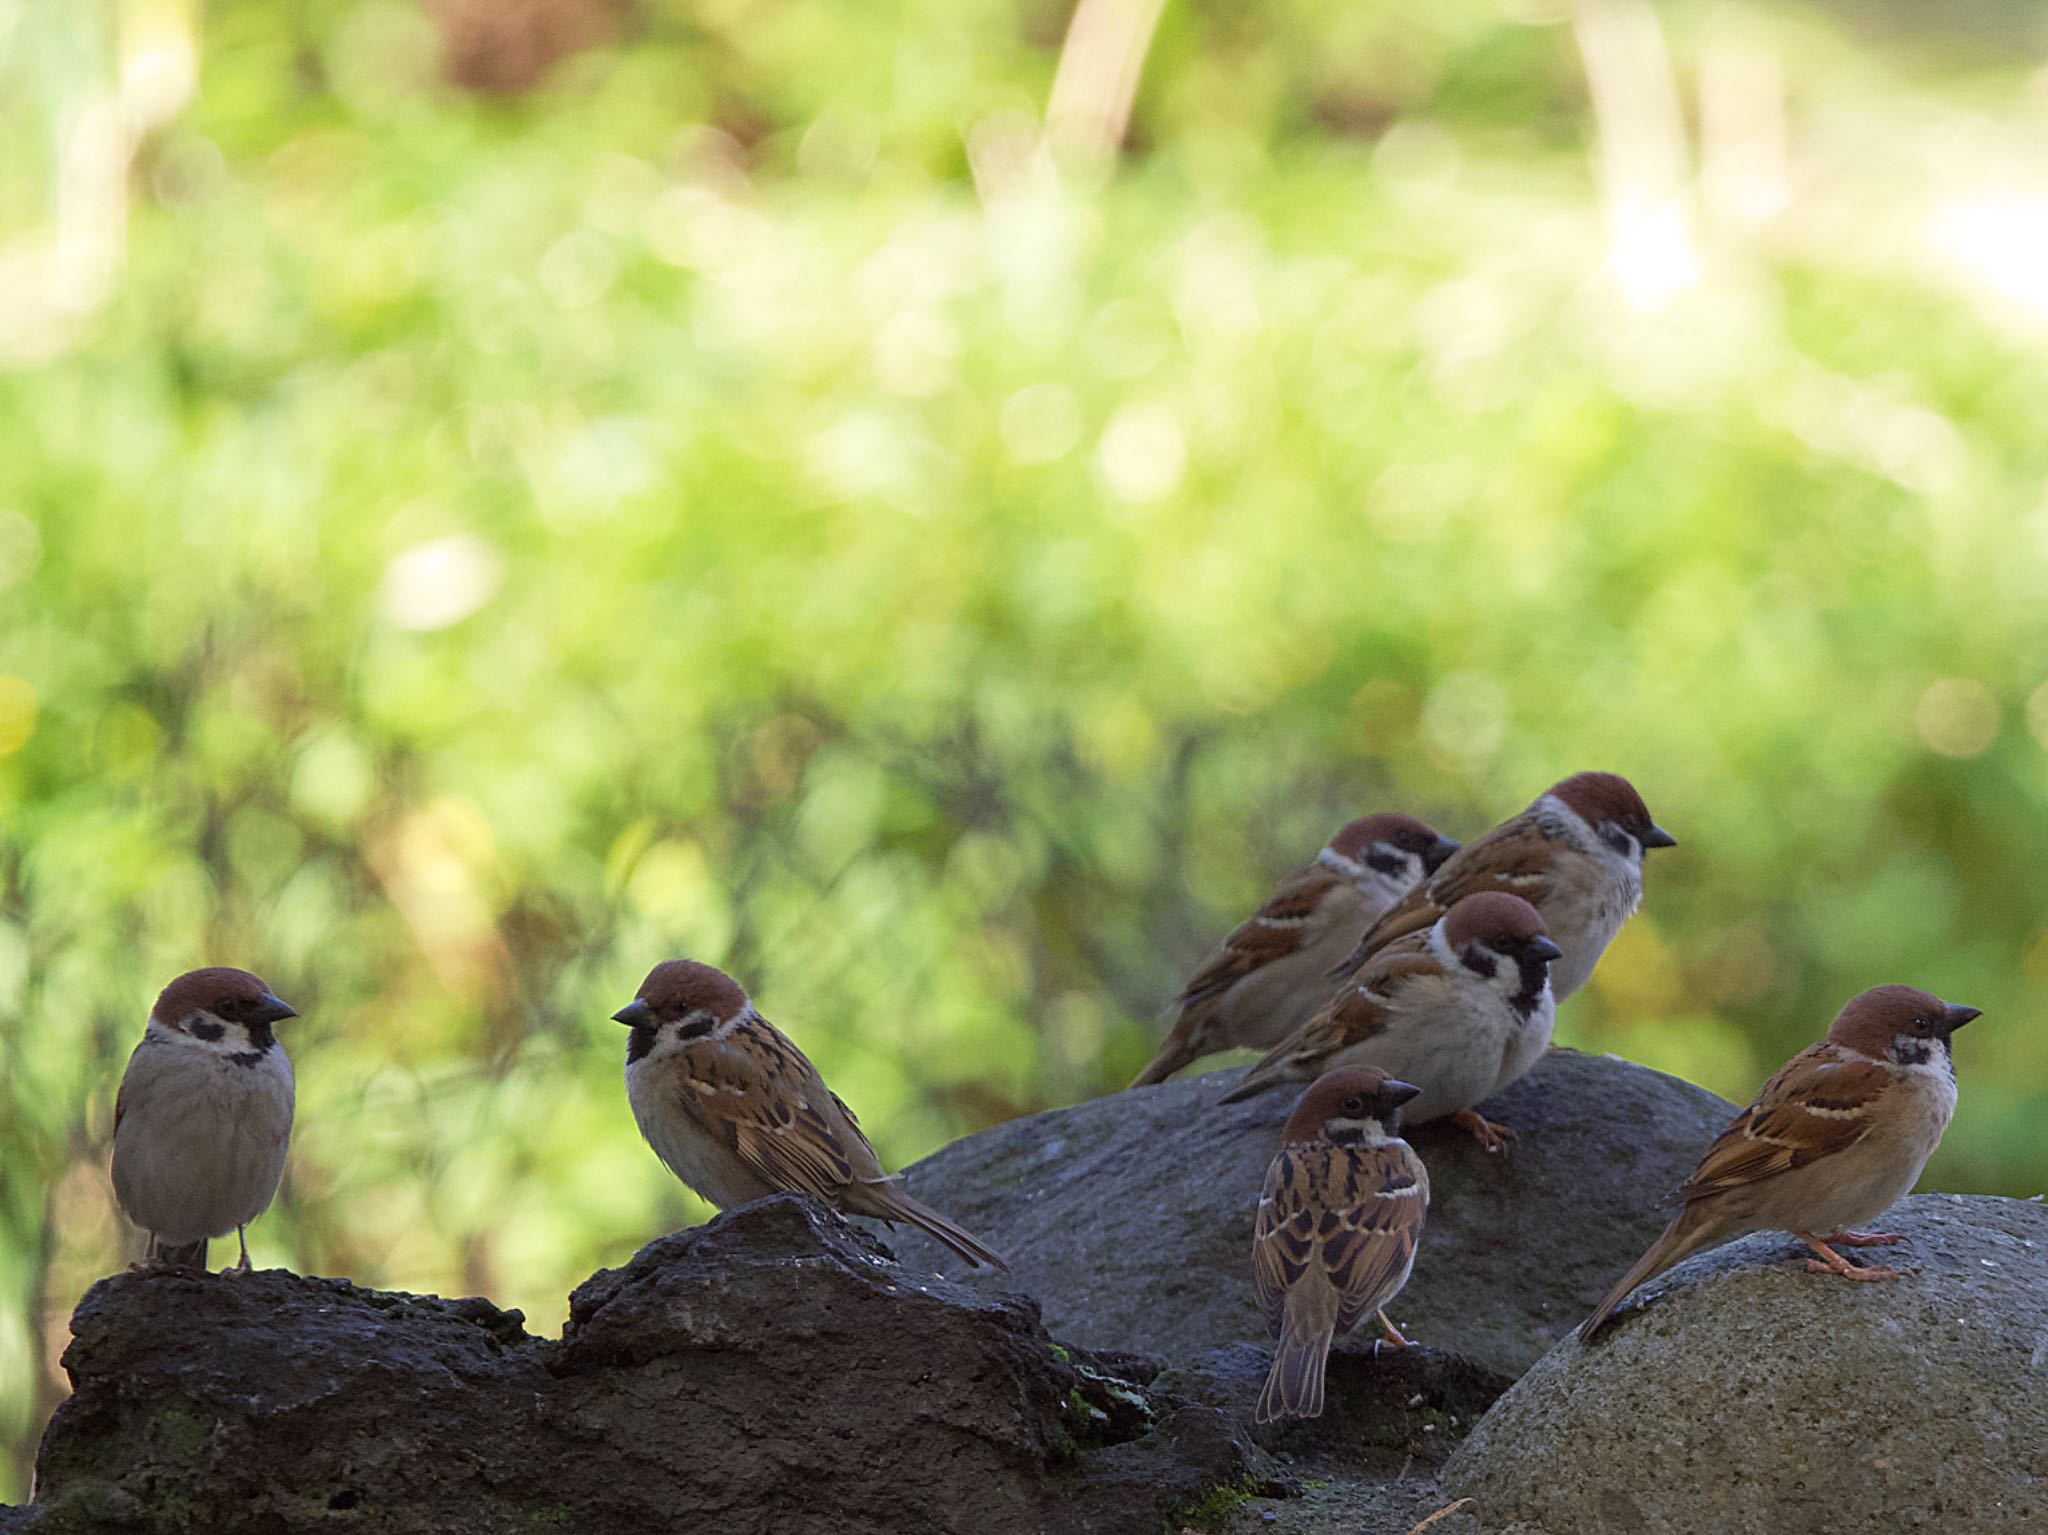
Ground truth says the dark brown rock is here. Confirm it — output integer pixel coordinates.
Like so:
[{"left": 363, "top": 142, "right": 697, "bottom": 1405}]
[{"left": 14, "top": 1196, "right": 1273, "bottom": 1535}]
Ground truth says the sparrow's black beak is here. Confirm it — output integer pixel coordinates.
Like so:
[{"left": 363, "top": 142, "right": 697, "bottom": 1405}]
[
  {"left": 1642, "top": 824, "right": 1677, "bottom": 850},
  {"left": 612, "top": 999, "right": 655, "bottom": 1029},
  {"left": 1380, "top": 1079, "right": 1423, "bottom": 1109},
  {"left": 1942, "top": 1004, "right": 1982, "bottom": 1034},
  {"left": 1424, "top": 835, "right": 1461, "bottom": 874},
  {"left": 1526, "top": 935, "right": 1564, "bottom": 965},
  {"left": 253, "top": 994, "right": 298, "bottom": 1026}
]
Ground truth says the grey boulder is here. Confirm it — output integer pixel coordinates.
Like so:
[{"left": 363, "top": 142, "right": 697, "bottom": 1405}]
[
  {"left": 1443, "top": 1192, "right": 2048, "bottom": 1534},
  {"left": 893, "top": 1047, "right": 1737, "bottom": 1377}
]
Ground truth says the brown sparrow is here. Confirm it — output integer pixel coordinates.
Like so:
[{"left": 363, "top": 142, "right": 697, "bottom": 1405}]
[
  {"left": 616, "top": 959, "right": 1007, "bottom": 1269},
  {"left": 1331, "top": 771, "right": 1674, "bottom": 1003},
  {"left": 1131, "top": 814, "right": 1458, "bottom": 1089},
  {"left": 1220, "top": 892, "right": 1561, "bottom": 1151},
  {"left": 110, "top": 968, "right": 298, "bottom": 1271},
  {"left": 1253, "top": 1066, "right": 1430, "bottom": 1423},
  {"left": 1580, "top": 984, "right": 1980, "bottom": 1339}
]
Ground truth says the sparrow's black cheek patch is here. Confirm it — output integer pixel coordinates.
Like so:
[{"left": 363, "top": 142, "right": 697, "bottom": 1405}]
[
  {"left": 1461, "top": 946, "right": 1499, "bottom": 981},
  {"left": 190, "top": 1021, "right": 226, "bottom": 1043},
  {"left": 1364, "top": 848, "right": 1407, "bottom": 877},
  {"left": 675, "top": 1018, "right": 716, "bottom": 1042}
]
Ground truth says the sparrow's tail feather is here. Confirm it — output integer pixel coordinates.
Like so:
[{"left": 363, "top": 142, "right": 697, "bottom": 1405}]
[
  {"left": 1129, "top": 1031, "right": 1199, "bottom": 1089},
  {"left": 1216, "top": 1056, "right": 1297, "bottom": 1106},
  {"left": 861, "top": 1184, "right": 1010, "bottom": 1271},
  {"left": 1579, "top": 1208, "right": 1713, "bottom": 1341},
  {"left": 1257, "top": 1324, "right": 1333, "bottom": 1424},
  {"left": 147, "top": 1235, "right": 208, "bottom": 1270}
]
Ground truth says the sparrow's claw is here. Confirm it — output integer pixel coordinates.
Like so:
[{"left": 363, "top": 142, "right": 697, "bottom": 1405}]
[
  {"left": 1798, "top": 1231, "right": 1903, "bottom": 1282},
  {"left": 1451, "top": 1110, "right": 1514, "bottom": 1153},
  {"left": 1803, "top": 1258, "right": 1903, "bottom": 1283},
  {"left": 1822, "top": 1229, "right": 1907, "bottom": 1248}
]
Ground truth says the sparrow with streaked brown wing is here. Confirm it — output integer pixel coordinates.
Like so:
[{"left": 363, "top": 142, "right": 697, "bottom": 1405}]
[
  {"left": 1131, "top": 814, "right": 1458, "bottom": 1088},
  {"left": 1581, "top": 984, "right": 1980, "bottom": 1339},
  {"left": 1252, "top": 1066, "right": 1431, "bottom": 1424},
  {"left": 1219, "top": 893, "right": 1560, "bottom": 1151},
  {"left": 1330, "top": 772, "right": 1673, "bottom": 1004},
  {"left": 616, "top": 960, "right": 1007, "bottom": 1270}
]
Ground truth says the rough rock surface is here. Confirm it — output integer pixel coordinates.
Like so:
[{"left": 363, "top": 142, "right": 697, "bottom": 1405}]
[
  {"left": 14, "top": 1196, "right": 1276, "bottom": 1535},
  {"left": 1443, "top": 1193, "right": 2048, "bottom": 1535},
  {"left": 893, "top": 1048, "right": 1736, "bottom": 1377}
]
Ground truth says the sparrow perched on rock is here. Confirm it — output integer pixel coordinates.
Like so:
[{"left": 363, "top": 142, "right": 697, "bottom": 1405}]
[
  {"left": 1253, "top": 1066, "right": 1430, "bottom": 1423},
  {"left": 1580, "top": 985, "right": 1980, "bottom": 1339},
  {"left": 1331, "top": 772, "right": 1673, "bottom": 1004},
  {"left": 1131, "top": 814, "right": 1459, "bottom": 1089},
  {"left": 110, "top": 968, "right": 298, "bottom": 1271},
  {"left": 1219, "top": 892, "right": 1561, "bottom": 1150},
  {"left": 616, "top": 959, "right": 1007, "bottom": 1269}
]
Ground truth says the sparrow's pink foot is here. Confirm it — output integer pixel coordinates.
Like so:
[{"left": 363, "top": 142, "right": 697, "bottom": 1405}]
[
  {"left": 1451, "top": 1110, "right": 1514, "bottom": 1153},
  {"left": 1377, "top": 1309, "right": 1412, "bottom": 1349},
  {"left": 1797, "top": 1232, "right": 1903, "bottom": 1282},
  {"left": 1821, "top": 1229, "right": 1907, "bottom": 1248}
]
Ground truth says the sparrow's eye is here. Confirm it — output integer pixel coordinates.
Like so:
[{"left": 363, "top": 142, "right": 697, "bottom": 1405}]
[
  {"left": 1343, "top": 1095, "right": 1365, "bottom": 1115},
  {"left": 1912, "top": 1017, "right": 1933, "bottom": 1037}
]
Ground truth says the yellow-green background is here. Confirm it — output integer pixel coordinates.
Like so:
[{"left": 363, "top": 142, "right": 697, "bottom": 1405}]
[{"left": 5, "top": 0, "right": 2047, "bottom": 1501}]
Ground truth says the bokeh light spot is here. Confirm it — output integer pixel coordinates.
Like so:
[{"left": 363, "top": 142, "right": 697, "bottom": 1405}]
[{"left": 1914, "top": 677, "right": 1998, "bottom": 758}]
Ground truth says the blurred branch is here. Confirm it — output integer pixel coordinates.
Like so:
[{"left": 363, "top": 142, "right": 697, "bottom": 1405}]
[
  {"left": 1574, "top": 0, "right": 1698, "bottom": 309},
  {"left": 1044, "top": 0, "right": 1168, "bottom": 169}
]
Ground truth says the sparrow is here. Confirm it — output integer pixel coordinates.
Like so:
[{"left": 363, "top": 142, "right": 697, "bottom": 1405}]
[
  {"left": 616, "top": 959, "right": 1007, "bottom": 1269},
  {"left": 1253, "top": 1066, "right": 1430, "bottom": 1423},
  {"left": 1219, "top": 892, "right": 1562, "bottom": 1151},
  {"left": 110, "top": 967, "right": 298, "bottom": 1271},
  {"left": 1580, "top": 984, "right": 1980, "bottom": 1339},
  {"left": 1130, "top": 813, "right": 1459, "bottom": 1088},
  {"left": 1330, "top": 771, "right": 1674, "bottom": 1004}
]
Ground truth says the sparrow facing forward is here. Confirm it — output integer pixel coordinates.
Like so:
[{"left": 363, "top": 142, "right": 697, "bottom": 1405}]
[
  {"left": 1131, "top": 814, "right": 1459, "bottom": 1089},
  {"left": 1331, "top": 772, "right": 1673, "bottom": 1003},
  {"left": 616, "top": 960, "right": 1007, "bottom": 1269},
  {"left": 1580, "top": 985, "right": 1980, "bottom": 1339},
  {"left": 110, "top": 967, "right": 298, "bottom": 1271},
  {"left": 1253, "top": 1066, "right": 1431, "bottom": 1424},
  {"left": 1219, "top": 892, "right": 1561, "bottom": 1150}
]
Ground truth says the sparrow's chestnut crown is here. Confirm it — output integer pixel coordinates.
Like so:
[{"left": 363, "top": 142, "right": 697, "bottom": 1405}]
[
  {"left": 1828, "top": 984, "right": 1981, "bottom": 1057},
  {"left": 616, "top": 959, "right": 749, "bottom": 1027},
  {"left": 152, "top": 967, "right": 296, "bottom": 1033},
  {"left": 1326, "top": 813, "right": 1460, "bottom": 875},
  {"left": 1548, "top": 771, "right": 1675, "bottom": 852},
  {"left": 1281, "top": 1065, "right": 1422, "bottom": 1141},
  {"left": 1441, "top": 891, "right": 1559, "bottom": 961}
]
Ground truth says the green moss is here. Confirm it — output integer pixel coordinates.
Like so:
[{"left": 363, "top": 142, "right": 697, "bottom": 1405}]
[{"left": 1174, "top": 1475, "right": 1263, "bottom": 1532}]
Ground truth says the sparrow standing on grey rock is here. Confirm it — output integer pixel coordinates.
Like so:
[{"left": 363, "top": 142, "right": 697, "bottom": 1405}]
[
  {"left": 1581, "top": 984, "right": 1979, "bottom": 1338},
  {"left": 1253, "top": 1066, "right": 1430, "bottom": 1424},
  {"left": 617, "top": 959, "right": 1007, "bottom": 1269},
  {"left": 1219, "top": 892, "right": 1561, "bottom": 1151},
  {"left": 111, "top": 968, "right": 298, "bottom": 1271},
  {"left": 1331, "top": 772, "right": 1673, "bottom": 1003},
  {"left": 1131, "top": 814, "right": 1458, "bottom": 1088}
]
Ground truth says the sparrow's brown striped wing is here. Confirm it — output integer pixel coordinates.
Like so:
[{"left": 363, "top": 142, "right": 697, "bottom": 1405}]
[
  {"left": 1253, "top": 1140, "right": 1428, "bottom": 1338},
  {"left": 1337, "top": 815, "right": 1557, "bottom": 973},
  {"left": 673, "top": 1020, "right": 871, "bottom": 1203},
  {"left": 1220, "top": 943, "right": 1444, "bottom": 1103},
  {"left": 1177, "top": 866, "right": 1345, "bottom": 1008},
  {"left": 1673, "top": 1044, "right": 1892, "bottom": 1203}
]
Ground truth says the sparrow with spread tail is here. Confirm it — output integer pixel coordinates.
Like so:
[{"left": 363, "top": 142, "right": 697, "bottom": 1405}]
[
  {"left": 1331, "top": 772, "right": 1674, "bottom": 1004},
  {"left": 1219, "top": 892, "right": 1561, "bottom": 1150},
  {"left": 1580, "top": 985, "right": 1980, "bottom": 1339},
  {"left": 616, "top": 959, "right": 1007, "bottom": 1269},
  {"left": 1253, "top": 1066, "right": 1430, "bottom": 1423},
  {"left": 111, "top": 968, "right": 298, "bottom": 1271},
  {"left": 1131, "top": 814, "right": 1459, "bottom": 1089}
]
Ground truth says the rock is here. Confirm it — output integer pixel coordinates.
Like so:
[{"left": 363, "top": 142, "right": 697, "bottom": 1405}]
[
  {"left": 892, "top": 1048, "right": 1736, "bottom": 1378},
  {"left": 1442, "top": 1193, "right": 2048, "bottom": 1534},
  {"left": 15, "top": 1196, "right": 1276, "bottom": 1535}
]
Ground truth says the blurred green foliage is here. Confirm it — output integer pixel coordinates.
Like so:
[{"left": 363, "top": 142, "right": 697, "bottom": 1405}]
[{"left": 5, "top": 0, "right": 2048, "bottom": 1502}]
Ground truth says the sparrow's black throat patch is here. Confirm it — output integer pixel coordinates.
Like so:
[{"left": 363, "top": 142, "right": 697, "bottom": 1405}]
[{"left": 626, "top": 1025, "right": 657, "bottom": 1064}]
